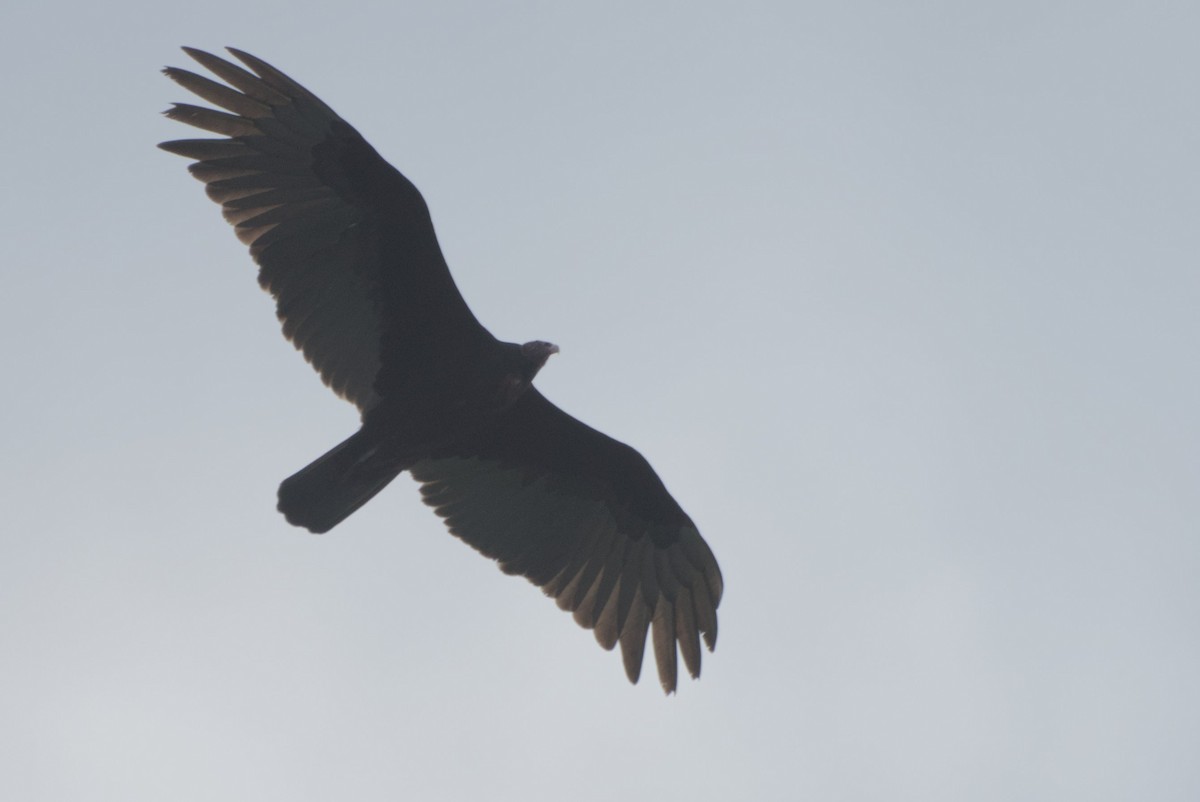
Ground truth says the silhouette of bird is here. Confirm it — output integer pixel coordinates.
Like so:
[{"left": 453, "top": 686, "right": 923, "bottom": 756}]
[{"left": 161, "top": 47, "right": 722, "bottom": 692}]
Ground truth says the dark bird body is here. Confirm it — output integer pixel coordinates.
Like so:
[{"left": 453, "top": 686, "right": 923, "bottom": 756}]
[{"left": 161, "top": 48, "right": 722, "bottom": 692}]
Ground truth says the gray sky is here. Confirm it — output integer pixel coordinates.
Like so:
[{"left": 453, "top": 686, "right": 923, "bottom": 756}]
[{"left": 3, "top": 2, "right": 1198, "bottom": 800}]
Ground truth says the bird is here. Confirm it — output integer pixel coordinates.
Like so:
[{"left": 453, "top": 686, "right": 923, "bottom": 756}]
[{"left": 160, "top": 47, "right": 722, "bottom": 693}]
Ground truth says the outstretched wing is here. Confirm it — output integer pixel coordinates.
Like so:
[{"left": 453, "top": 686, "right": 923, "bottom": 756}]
[
  {"left": 160, "top": 47, "right": 491, "bottom": 412},
  {"left": 411, "top": 389, "right": 722, "bottom": 693}
]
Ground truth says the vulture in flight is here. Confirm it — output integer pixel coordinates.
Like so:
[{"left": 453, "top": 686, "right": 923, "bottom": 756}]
[{"left": 160, "top": 47, "right": 722, "bottom": 693}]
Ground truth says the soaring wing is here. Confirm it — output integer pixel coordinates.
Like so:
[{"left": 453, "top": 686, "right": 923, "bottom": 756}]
[
  {"left": 160, "top": 47, "right": 491, "bottom": 412},
  {"left": 411, "top": 389, "right": 723, "bottom": 693}
]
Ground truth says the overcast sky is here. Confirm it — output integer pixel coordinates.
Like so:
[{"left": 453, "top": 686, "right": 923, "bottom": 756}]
[{"left": 2, "top": 2, "right": 1198, "bottom": 800}]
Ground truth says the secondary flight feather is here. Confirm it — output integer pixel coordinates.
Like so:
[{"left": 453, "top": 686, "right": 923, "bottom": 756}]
[{"left": 160, "top": 47, "right": 722, "bottom": 692}]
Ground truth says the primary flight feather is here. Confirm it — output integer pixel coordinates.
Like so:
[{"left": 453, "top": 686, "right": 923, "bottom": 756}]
[{"left": 160, "top": 47, "right": 722, "bottom": 692}]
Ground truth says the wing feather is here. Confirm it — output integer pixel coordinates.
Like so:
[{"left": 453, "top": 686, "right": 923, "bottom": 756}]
[
  {"left": 161, "top": 47, "right": 491, "bottom": 411},
  {"left": 410, "top": 389, "right": 722, "bottom": 693},
  {"left": 618, "top": 586, "right": 652, "bottom": 683},
  {"left": 651, "top": 597, "right": 679, "bottom": 694}
]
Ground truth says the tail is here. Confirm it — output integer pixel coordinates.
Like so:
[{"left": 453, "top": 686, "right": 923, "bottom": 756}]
[{"left": 277, "top": 428, "right": 405, "bottom": 533}]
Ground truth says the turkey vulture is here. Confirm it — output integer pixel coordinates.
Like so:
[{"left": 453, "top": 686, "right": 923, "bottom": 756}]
[{"left": 160, "top": 47, "right": 722, "bottom": 693}]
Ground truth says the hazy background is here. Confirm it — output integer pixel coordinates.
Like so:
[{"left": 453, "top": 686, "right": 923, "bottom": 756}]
[{"left": 2, "top": 2, "right": 1197, "bottom": 799}]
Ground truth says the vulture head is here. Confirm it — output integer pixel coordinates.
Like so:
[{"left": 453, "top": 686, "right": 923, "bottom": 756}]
[{"left": 520, "top": 340, "right": 560, "bottom": 380}]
